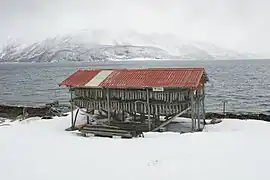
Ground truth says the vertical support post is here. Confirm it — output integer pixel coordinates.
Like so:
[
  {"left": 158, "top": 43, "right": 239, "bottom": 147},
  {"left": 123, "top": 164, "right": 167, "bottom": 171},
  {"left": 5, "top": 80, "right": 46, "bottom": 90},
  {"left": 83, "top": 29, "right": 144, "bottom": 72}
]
[
  {"left": 222, "top": 100, "right": 227, "bottom": 118},
  {"left": 106, "top": 88, "right": 111, "bottom": 125},
  {"left": 223, "top": 101, "right": 225, "bottom": 115},
  {"left": 69, "top": 87, "right": 74, "bottom": 128},
  {"left": 122, "top": 110, "right": 125, "bottom": 121},
  {"left": 22, "top": 107, "right": 27, "bottom": 120},
  {"left": 146, "top": 88, "right": 151, "bottom": 131},
  {"left": 194, "top": 96, "right": 196, "bottom": 131},
  {"left": 157, "top": 105, "right": 160, "bottom": 123},
  {"left": 197, "top": 90, "right": 201, "bottom": 130},
  {"left": 202, "top": 86, "right": 206, "bottom": 125},
  {"left": 87, "top": 116, "right": 90, "bottom": 124},
  {"left": 190, "top": 91, "right": 195, "bottom": 132},
  {"left": 86, "top": 109, "right": 92, "bottom": 124},
  {"left": 194, "top": 92, "right": 198, "bottom": 131}
]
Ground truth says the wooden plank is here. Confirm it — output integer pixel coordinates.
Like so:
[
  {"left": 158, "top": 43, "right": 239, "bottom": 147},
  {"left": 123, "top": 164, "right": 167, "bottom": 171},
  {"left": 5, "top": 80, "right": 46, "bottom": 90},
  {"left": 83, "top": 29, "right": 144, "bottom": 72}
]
[
  {"left": 80, "top": 130, "right": 132, "bottom": 138},
  {"left": 81, "top": 127, "right": 130, "bottom": 134},
  {"left": 152, "top": 106, "right": 191, "bottom": 132},
  {"left": 74, "top": 97, "right": 189, "bottom": 104},
  {"left": 109, "top": 122, "right": 149, "bottom": 131},
  {"left": 82, "top": 124, "right": 120, "bottom": 129}
]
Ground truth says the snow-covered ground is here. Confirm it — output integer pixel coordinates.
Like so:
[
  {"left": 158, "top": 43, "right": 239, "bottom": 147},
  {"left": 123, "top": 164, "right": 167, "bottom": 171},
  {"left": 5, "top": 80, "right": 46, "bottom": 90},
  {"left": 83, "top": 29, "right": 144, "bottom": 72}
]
[{"left": 0, "top": 112, "right": 270, "bottom": 180}]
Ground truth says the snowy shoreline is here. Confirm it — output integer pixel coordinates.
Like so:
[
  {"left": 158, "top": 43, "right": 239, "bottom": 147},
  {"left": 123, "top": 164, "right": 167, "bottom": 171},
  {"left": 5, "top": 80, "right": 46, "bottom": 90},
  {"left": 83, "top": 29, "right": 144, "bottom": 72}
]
[{"left": 1, "top": 104, "right": 270, "bottom": 122}]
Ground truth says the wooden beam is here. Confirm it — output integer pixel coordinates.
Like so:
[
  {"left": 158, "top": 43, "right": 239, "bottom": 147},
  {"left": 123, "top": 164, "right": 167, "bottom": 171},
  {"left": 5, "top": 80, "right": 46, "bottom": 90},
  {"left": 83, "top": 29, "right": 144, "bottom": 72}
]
[
  {"left": 73, "top": 97, "right": 190, "bottom": 105},
  {"left": 202, "top": 86, "right": 206, "bottom": 125},
  {"left": 146, "top": 88, "right": 151, "bottom": 131},
  {"left": 106, "top": 88, "right": 111, "bottom": 125},
  {"left": 194, "top": 92, "right": 198, "bottom": 131},
  {"left": 191, "top": 91, "right": 195, "bottom": 131},
  {"left": 73, "top": 109, "right": 80, "bottom": 127},
  {"left": 152, "top": 106, "right": 191, "bottom": 132},
  {"left": 197, "top": 91, "right": 201, "bottom": 130},
  {"left": 70, "top": 87, "right": 74, "bottom": 128}
]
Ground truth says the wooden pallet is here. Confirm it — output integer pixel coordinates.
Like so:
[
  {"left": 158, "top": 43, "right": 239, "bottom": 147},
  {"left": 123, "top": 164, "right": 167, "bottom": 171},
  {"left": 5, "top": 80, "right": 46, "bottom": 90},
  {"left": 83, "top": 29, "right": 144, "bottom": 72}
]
[
  {"left": 79, "top": 124, "right": 133, "bottom": 138},
  {"left": 109, "top": 121, "right": 148, "bottom": 137}
]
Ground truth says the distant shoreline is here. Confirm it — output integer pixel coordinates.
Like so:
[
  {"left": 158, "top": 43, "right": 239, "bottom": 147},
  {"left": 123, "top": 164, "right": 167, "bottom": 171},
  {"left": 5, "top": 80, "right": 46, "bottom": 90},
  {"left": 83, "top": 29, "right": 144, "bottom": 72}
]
[
  {"left": 0, "top": 59, "right": 270, "bottom": 64},
  {"left": 0, "top": 104, "right": 269, "bottom": 122}
]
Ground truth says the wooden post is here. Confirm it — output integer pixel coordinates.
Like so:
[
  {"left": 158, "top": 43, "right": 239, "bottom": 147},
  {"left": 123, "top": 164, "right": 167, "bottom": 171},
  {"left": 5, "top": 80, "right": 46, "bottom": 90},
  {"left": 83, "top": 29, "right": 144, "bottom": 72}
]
[
  {"left": 69, "top": 87, "right": 74, "bottom": 128},
  {"left": 22, "top": 107, "right": 27, "bottom": 120},
  {"left": 73, "top": 109, "right": 79, "bottom": 127},
  {"left": 190, "top": 91, "right": 195, "bottom": 131},
  {"left": 87, "top": 116, "right": 90, "bottom": 124},
  {"left": 106, "top": 88, "right": 111, "bottom": 125},
  {"left": 121, "top": 110, "right": 125, "bottom": 121},
  {"left": 194, "top": 93, "right": 198, "bottom": 131},
  {"left": 202, "top": 86, "right": 206, "bottom": 125},
  {"left": 222, "top": 100, "right": 228, "bottom": 118},
  {"left": 146, "top": 88, "right": 151, "bottom": 131},
  {"left": 197, "top": 90, "right": 201, "bottom": 130}
]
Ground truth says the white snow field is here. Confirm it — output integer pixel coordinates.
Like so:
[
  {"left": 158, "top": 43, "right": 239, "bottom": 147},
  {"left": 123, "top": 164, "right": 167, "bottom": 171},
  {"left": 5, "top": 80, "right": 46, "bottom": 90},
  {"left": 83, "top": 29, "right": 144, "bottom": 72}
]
[{"left": 1, "top": 112, "right": 270, "bottom": 180}]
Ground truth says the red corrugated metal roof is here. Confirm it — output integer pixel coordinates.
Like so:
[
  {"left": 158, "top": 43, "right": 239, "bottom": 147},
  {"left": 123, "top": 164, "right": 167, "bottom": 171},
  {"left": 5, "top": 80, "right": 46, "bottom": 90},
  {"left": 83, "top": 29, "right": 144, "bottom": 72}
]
[
  {"left": 59, "top": 69, "right": 101, "bottom": 87},
  {"left": 59, "top": 68, "right": 207, "bottom": 89}
]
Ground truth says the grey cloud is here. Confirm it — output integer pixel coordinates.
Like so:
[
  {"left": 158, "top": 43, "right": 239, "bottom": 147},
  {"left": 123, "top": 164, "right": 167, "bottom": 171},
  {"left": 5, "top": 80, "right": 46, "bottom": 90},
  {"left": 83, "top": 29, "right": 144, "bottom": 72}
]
[{"left": 0, "top": 0, "right": 270, "bottom": 55}]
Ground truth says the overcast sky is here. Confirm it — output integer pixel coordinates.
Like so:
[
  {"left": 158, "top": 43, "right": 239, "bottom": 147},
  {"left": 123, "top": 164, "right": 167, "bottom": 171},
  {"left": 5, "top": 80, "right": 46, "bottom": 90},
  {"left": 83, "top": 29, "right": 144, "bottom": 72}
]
[{"left": 1, "top": 0, "right": 270, "bottom": 55}]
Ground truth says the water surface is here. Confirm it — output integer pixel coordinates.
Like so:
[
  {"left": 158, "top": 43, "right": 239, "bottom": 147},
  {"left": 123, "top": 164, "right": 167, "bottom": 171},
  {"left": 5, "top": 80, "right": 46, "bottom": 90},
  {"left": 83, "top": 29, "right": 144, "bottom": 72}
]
[{"left": 1, "top": 60, "right": 269, "bottom": 113}]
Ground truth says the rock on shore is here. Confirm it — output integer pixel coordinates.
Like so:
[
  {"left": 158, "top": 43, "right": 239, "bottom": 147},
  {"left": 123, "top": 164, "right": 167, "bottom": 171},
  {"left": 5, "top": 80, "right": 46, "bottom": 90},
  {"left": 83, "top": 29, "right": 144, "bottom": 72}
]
[{"left": 0, "top": 105, "right": 52, "bottom": 119}]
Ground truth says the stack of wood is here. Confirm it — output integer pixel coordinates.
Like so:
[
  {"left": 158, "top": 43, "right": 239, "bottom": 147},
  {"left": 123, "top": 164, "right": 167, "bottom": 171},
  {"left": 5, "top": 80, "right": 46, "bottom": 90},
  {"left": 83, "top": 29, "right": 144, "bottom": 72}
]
[
  {"left": 109, "top": 121, "right": 148, "bottom": 137},
  {"left": 78, "top": 124, "right": 133, "bottom": 138}
]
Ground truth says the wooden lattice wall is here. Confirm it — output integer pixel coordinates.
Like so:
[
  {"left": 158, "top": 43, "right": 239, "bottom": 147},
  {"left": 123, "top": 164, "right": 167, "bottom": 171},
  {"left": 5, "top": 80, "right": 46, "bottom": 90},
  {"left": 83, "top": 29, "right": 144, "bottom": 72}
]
[{"left": 72, "top": 88, "right": 191, "bottom": 116}]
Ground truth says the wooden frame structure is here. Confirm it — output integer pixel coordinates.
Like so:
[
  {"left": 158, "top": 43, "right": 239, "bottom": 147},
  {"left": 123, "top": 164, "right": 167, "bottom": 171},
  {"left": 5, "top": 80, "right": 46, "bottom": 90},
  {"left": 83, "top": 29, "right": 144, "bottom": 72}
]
[{"left": 60, "top": 68, "right": 208, "bottom": 134}]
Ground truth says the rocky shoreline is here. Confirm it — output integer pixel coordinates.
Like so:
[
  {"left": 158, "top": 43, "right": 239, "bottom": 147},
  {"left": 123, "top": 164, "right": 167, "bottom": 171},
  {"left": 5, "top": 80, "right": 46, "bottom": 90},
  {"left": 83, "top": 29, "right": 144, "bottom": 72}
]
[
  {"left": 183, "top": 112, "right": 270, "bottom": 122},
  {"left": 0, "top": 105, "right": 52, "bottom": 119},
  {"left": 0, "top": 104, "right": 270, "bottom": 122}
]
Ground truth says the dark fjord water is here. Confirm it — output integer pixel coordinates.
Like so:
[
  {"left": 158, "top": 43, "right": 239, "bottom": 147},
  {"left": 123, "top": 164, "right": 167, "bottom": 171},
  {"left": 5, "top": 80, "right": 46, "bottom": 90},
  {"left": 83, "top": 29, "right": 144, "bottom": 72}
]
[{"left": 0, "top": 60, "right": 270, "bottom": 113}]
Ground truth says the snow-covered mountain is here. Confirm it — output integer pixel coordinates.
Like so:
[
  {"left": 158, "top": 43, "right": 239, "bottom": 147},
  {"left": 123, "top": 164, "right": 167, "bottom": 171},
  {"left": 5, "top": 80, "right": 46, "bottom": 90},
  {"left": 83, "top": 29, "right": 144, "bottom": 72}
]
[{"left": 0, "top": 30, "right": 255, "bottom": 62}]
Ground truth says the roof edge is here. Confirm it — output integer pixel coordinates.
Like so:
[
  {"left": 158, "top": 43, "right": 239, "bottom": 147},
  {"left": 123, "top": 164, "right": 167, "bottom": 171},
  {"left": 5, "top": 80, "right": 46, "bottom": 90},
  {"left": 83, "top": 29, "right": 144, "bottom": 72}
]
[{"left": 58, "top": 69, "right": 81, "bottom": 87}]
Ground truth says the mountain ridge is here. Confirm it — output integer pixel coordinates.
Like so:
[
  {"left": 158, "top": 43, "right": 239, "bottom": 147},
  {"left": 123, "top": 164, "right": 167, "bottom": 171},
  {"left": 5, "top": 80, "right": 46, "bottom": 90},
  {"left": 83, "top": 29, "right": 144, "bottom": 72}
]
[{"left": 0, "top": 30, "right": 256, "bottom": 62}]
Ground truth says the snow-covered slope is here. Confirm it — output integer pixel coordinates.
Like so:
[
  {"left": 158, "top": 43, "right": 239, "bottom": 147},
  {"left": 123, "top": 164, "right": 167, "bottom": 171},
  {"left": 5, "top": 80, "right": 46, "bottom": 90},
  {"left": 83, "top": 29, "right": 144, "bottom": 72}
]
[
  {"left": 0, "top": 30, "right": 254, "bottom": 62},
  {"left": 193, "top": 41, "right": 256, "bottom": 60},
  {"left": 0, "top": 113, "right": 269, "bottom": 180},
  {"left": 0, "top": 37, "right": 174, "bottom": 62}
]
